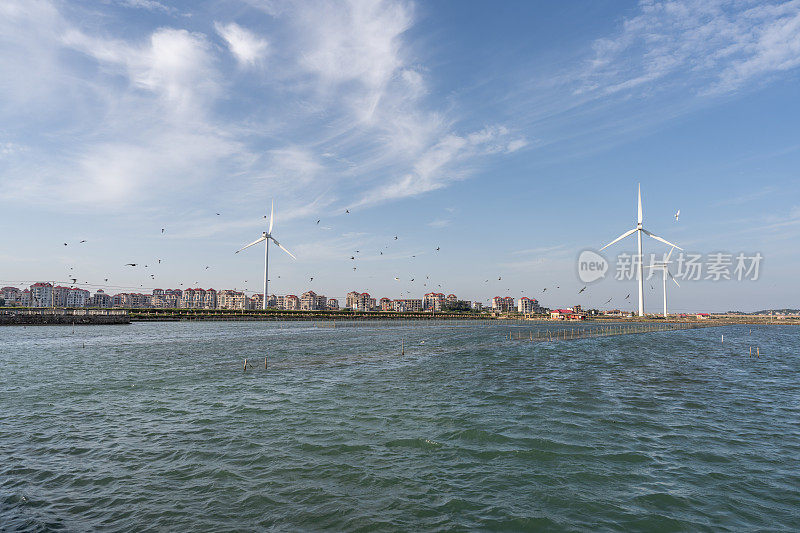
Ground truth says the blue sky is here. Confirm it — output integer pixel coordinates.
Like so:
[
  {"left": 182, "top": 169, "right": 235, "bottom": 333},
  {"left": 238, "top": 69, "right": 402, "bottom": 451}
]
[{"left": 1, "top": 0, "right": 799, "bottom": 312}]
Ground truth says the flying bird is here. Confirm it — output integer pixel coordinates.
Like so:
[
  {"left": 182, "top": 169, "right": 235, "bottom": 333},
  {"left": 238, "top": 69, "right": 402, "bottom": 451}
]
[
  {"left": 70, "top": 278, "right": 77, "bottom": 284},
  {"left": 104, "top": 278, "right": 108, "bottom": 282},
  {"left": 79, "top": 240, "right": 86, "bottom": 243},
  {"left": 353, "top": 267, "right": 357, "bottom": 271},
  {"left": 161, "top": 228, "right": 165, "bottom": 233},
  {"left": 346, "top": 209, "right": 350, "bottom": 214},
  {"left": 394, "top": 277, "right": 399, "bottom": 280},
  {"left": 350, "top": 256, "right": 355, "bottom": 260},
  {"left": 380, "top": 251, "right": 383, "bottom": 255},
  {"left": 498, "top": 277, "right": 502, "bottom": 281},
  {"left": 316, "top": 219, "right": 320, "bottom": 224},
  {"left": 158, "top": 259, "right": 161, "bottom": 264},
  {"left": 310, "top": 277, "right": 314, "bottom": 282},
  {"left": 605, "top": 297, "right": 613, "bottom": 304},
  {"left": 205, "top": 266, "right": 209, "bottom": 270},
  {"left": 216, "top": 213, "right": 220, "bottom": 216},
  {"left": 578, "top": 286, "right": 586, "bottom": 294},
  {"left": 394, "top": 236, "right": 398, "bottom": 240},
  {"left": 625, "top": 293, "right": 631, "bottom": 300},
  {"left": 436, "top": 246, "right": 440, "bottom": 251},
  {"left": 542, "top": 288, "right": 547, "bottom": 292},
  {"left": 63, "top": 243, "right": 68, "bottom": 246},
  {"left": 125, "top": 263, "right": 137, "bottom": 267},
  {"left": 675, "top": 209, "right": 680, "bottom": 221}
]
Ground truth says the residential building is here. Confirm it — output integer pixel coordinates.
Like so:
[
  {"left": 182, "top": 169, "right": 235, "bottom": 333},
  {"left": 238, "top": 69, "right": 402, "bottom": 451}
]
[
  {"left": 472, "top": 301, "right": 483, "bottom": 311},
  {"left": 20, "top": 289, "right": 31, "bottom": 306},
  {"left": 218, "top": 290, "right": 248, "bottom": 310},
  {"left": 446, "top": 294, "right": 458, "bottom": 306},
  {"left": 266, "top": 294, "right": 277, "bottom": 308},
  {"left": 66, "top": 288, "right": 90, "bottom": 307},
  {"left": 423, "top": 292, "right": 445, "bottom": 311},
  {"left": 346, "top": 291, "right": 374, "bottom": 311},
  {"left": 250, "top": 294, "right": 264, "bottom": 309},
  {"left": 1, "top": 287, "right": 21, "bottom": 305},
  {"left": 91, "top": 290, "right": 111, "bottom": 308},
  {"left": 180, "top": 288, "right": 216, "bottom": 309},
  {"left": 285, "top": 294, "right": 300, "bottom": 310},
  {"left": 379, "top": 297, "right": 393, "bottom": 311},
  {"left": 517, "top": 297, "right": 540, "bottom": 314},
  {"left": 326, "top": 298, "right": 339, "bottom": 310},
  {"left": 52, "top": 285, "right": 71, "bottom": 307},
  {"left": 393, "top": 299, "right": 423, "bottom": 312},
  {"left": 301, "top": 290, "right": 327, "bottom": 311},
  {"left": 30, "top": 282, "right": 53, "bottom": 307},
  {"left": 492, "top": 296, "right": 515, "bottom": 313}
]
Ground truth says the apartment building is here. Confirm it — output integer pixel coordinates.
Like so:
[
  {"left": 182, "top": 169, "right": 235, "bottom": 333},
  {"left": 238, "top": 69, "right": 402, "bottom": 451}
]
[
  {"left": 326, "top": 298, "right": 339, "bottom": 310},
  {"left": 492, "top": 296, "right": 515, "bottom": 312},
  {"left": 66, "top": 288, "right": 90, "bottom": 307},
  {"left": 30, "top": 282, "right": 53, "bottom": 307},
  {"left": 92, "top": 290, "right": 112, "bottom": 308},
  {"left": 393, "top": 299, "right": 423, "bottom": 312},
  {"left": 423, "top": 292, "right": 445, "bottom": 311},
  {"left": 217, "top": 290, "right": 249, "bottom": 310},
  {"left": 517, "top": 297, "right": 540, "bottom": 314},
  {"left": 300, "top": 290, "right": 327, "bottom": 311}
]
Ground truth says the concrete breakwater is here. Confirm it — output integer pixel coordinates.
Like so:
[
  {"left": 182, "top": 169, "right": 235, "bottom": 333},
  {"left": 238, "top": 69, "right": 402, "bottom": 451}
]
[{"left": 0, "top": 308, "right": 130, "bottom": 325}]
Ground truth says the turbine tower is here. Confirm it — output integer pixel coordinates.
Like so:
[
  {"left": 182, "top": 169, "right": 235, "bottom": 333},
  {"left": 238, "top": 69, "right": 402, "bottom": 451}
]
[
  {"left": 645, "top": 247, "right": 680, "bottom": 318},
  {"left": 236, "top": 200, "right": 296, "bottom": 310},
  {"left": 600, "top": 184, "right": 681, "bottom": 317}
]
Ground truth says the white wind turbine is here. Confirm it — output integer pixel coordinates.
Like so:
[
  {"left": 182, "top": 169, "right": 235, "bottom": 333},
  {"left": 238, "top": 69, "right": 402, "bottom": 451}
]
[
  {"left": 235, "top": 200, "right": 296, "bottom": 310},
  {"left": 600, "top": 184, "right": 682, "bottom": 317},
  {"left": 645, "top": 247, "right": 680, "bottom": 318}
]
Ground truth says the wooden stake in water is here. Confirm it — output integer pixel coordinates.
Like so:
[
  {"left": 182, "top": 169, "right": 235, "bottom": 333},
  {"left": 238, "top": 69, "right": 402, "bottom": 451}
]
[
  {"left": 265, "top": 356, "right": 268, "bottom": 369},
  {"left": 402, "top": 339, "right": 405, "bottom": 356}
]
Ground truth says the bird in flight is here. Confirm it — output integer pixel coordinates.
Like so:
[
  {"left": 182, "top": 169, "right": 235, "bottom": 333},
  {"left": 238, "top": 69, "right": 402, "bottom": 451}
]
[
  {"left": 625, "top": 293, "right": 631, "bottom": 300},
  {"left": 579, "top": 286, "right": 586, "bottom": 294},
  {"left": 605, "top": 297, "right": 613, "bottom": 304},
  {"left": 158, "top": 259, "right": 161, "bottom": 264},
  {"left": 63, "top": 243, "right": 68, "bottom": 246},
  {"left": 125, "top": 263, "right": 137, "bottom": 267},
  {"left": 70, "top": 278, "right": 77, "bottom": 284},
  {"left": 346, "top": 209, "right": 350, "bottom": 214},
  {"left": 675, "top": 209, "right": 680, "bottom": 221},
  {"left": 542, "top": 288, "right": 547, "bottom": 292},
  {"left": 316, "top": 219, "right": 320, "bottom": 224},
  {"left": 380, "top": 251, "right": 383, "bottom": 255},
  {"left": 310, "top": 277, "right": 314, "bottom": 282},
  {"left": 104, "top": 278, "right": 108, "bottom": 282},
  {"left": 161, "top": 228, "right": 165, "bottom": 233},
  {"left": 216, "top": 213, "right": 220, "bottom": 216},
  {"left": 350, "top": 256, "right": 355, "bottom": 260},
  {"left": 205, "top": 266, "right": 209, "bottom": 270},
  {"left": 394, "top": 236, "right": 398, "bottom": 240},
  {"left": 436, "top": 246, "right": 440, "bottom": 251},
  {"left": 394, "top": 277, "right": 399, "bottom": 280},
  {"left": 79, "top": 240, "right": 86, "bottom": 243},
  {"left": 498, "top": 277, "right": 502, "bottom": 281},
  {"left": 353, "top": 267, "right": 357, "bottom": 271},
  {"left": 410, "top": 278, "right": 414, "bottom": 282}
]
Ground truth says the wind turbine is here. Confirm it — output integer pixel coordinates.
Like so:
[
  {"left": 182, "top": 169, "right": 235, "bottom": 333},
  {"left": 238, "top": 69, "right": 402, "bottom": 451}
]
[
  {"left": 645, "top": 247, "right": 680, "bottom": 318},
  {"left": 600, "top": 184, "right": 681, "bottom": 317},
  {"left": 236, "top": 200, "right": 296, "bottom": 310}
]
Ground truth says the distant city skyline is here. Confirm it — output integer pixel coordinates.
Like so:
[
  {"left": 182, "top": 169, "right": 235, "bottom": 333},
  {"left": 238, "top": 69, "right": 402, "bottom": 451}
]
[{"left": 2, "top": 1, "right": 800, "bottom": 312}]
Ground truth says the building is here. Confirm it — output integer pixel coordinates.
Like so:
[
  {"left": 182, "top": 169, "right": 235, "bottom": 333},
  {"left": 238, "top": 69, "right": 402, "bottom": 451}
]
[
  {"left": 300, "top": 291, "right": 327, "bottom": 311},
  {"left": 1, "top": 287, "right": 21, "bottom": 306},
  {"left": 66, "top": 288, "right": 90, "bottom": 307},
  {"left": 346, "top": 291, "right": 374, "bottom": 311},
  {"left": 327, "top": 298, "right": 339, "bottom": 310},
  {"left": 472, "top": 301, "right": 483, "bottom": 311},
  {"left": 53, "top": 285, "right": 71, "bottom": 307},
  {"left": 218, "top": 290, "right": 248, "bottom": 310},
  {"left": 393, "top": 299, "right": 423, "bottom": 312},
  {"left": 423, "top": 292, "right": 445, "bottom": 311},
  {"left": 492, "top": 296, "right": 515, "bottom": 313},
  {"left": 20, "top": 289, "right": 31, "bottom": 306},
  {"left": 180, "top": 288, "right": 216, "bottom": 309},
  {"left": 250, "top": 294, "right": 264, "bottom": 309},
  {"left": 446, "top": 294, "right": 458, "bottom": 306},
  {"left": 379, "top": 297, "right": 393, "bottom": 311},
  {"left": 91, "top": 290, "right": 112, "bottom": 308},
  {"left": 517, "top": 297, "right": 540, "bottom": 314},
  {"left": 284, "top": 294, "right": 300, "bottom": 310},
  {"left": 550, "top": 308, "right": 587, "bottom": 320},
  {"left": 30, "top": 282, "right": 53, "bottom": 307},
  {"left": 266, "top": 294, "right": 277, "bottom": 308}
]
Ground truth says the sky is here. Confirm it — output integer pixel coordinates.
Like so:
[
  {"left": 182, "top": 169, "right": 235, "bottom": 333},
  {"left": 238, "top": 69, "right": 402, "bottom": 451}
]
[{"left": 1, "top": 0, "right": 800, "bottom": 313}]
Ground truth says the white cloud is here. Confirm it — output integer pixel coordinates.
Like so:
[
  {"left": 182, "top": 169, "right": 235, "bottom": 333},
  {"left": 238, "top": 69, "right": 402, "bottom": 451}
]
[
  {"left": 214, "top": 22, "right": 269, "bottom": 67},
  {"left": 580, "top": 0, "right": 800, "bottom": 96}
]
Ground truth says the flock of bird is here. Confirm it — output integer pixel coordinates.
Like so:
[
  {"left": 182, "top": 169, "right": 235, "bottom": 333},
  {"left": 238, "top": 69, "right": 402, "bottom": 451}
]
[{"left": 49, "top": 203, "right": 682, "bottom": 308}]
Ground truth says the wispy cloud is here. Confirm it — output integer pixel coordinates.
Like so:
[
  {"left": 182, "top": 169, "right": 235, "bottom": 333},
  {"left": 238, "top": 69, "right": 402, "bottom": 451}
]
[
  {"left": 214, "top": 22, "right": 269, "bottom": 67},
  {"left": 579, "top": 0, "right": 800, "bottom": 97}
]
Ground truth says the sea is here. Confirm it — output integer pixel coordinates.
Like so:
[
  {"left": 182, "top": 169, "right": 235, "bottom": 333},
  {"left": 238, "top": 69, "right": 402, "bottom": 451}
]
[{"left": 2, "top": 321, "right": 799, "bottom": 531}]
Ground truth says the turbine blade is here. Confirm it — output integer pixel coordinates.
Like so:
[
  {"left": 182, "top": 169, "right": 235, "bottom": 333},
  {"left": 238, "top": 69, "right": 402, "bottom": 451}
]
[
  {"left": 271, "top": 238, "right": 296, "bottom": 260},
  {"left": 600, "top": 228, "right": 637, "bottom": 251},
  {"left": 637, "top": 183, "right": 642, "bottom": 224},
  {"left": 641, "top": 229, "right": 682, "bottom": 250},
  {"left": 668, "top": 270, "right": 680, "bottom": 287},
  {"left": 236, "top": 235, "right": 266, "bottom": 253},
  {"left": 268, "top": 200, "right": 274, "bottom": 234},
  {"left": 666, "top": 246, "right": 676, "bottom": 262}
]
